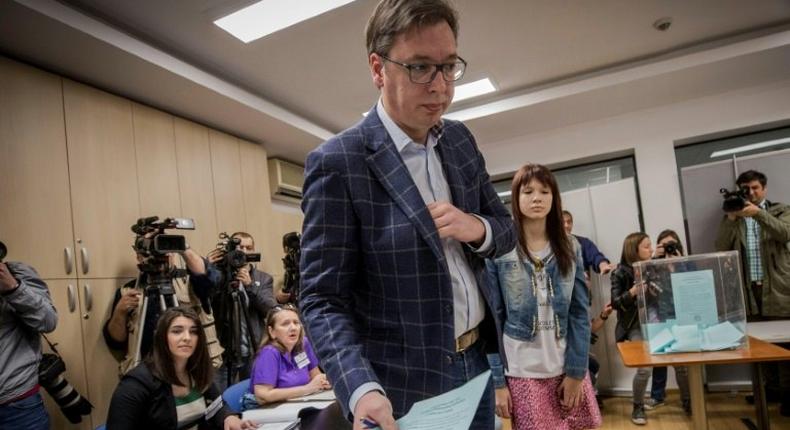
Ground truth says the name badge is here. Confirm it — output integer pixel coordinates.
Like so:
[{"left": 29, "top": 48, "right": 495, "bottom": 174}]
[{"left": 294, "top": 352, "right": 310, "bottom": 369}]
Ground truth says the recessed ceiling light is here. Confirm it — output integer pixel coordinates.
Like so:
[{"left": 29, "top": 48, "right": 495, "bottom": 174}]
[
  {"left": 709, "top": 137, "right": 790, "bottom": 158},
  {"left": 453, "top": 78, "right": 497, "bottom": 103},
  {"left": 215, "top": 0, "right": 356, "bottom": 43}
]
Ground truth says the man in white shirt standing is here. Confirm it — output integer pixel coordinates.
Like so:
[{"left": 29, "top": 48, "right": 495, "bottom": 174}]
[{"left": 299, "top": 1, "right": 517, "bottom": 428}]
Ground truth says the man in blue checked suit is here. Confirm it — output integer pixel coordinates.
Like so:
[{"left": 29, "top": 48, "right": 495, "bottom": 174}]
[{"left": 299, "top": 1, "right": 516, "bottom": 429}]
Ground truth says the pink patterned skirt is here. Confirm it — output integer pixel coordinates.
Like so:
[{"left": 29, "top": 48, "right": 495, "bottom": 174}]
[{"left": 506, "top": 374, "right": 602, "bottom": 430}]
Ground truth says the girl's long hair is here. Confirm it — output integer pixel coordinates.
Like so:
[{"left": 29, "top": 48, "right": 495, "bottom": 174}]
[
  {"left": 148, "top": 306, "right": 213, "bottom": 392},
  {"left": 620, "top": 232, "right": 650, "bottom": 266},
  {"left": 510, "top": 163, "right": 574, "bottom": 276}
]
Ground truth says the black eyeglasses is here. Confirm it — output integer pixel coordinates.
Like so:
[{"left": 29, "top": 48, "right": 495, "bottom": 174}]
[{"left": 379, "top": 54, "right": 467, "bottom": 84}]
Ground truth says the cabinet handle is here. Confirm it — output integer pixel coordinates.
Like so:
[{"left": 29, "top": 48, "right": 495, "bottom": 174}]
[
  {"left": 67, "top": 284, "right": 76, "bottom": 313},
  {"left": 64, "top": 247, "right": 74, "bottom": 275},
  {"left": 83, "top": 283, "right": 92, "bottom": 313},
  {"left": 80, "top": 247, "right": 89, "bottom": 275}
]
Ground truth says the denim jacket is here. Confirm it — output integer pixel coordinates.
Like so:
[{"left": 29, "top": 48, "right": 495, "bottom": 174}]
[{"left": 486, "top": 239, "right": 590, "bottom": 387}]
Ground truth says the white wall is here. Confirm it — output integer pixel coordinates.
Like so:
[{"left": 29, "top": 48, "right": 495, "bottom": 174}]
[{"left": 480, "top": 78, "right": 790, "bottom": 243}]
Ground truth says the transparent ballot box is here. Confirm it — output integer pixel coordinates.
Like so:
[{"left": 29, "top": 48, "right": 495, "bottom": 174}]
[{"left": 633, "top": 251, "right": 747, "bottom": 354}]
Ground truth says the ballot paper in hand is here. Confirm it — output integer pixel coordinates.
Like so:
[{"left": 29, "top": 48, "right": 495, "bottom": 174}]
[{"left": 371, "top": 370, "right": 491, "bottom": 430}]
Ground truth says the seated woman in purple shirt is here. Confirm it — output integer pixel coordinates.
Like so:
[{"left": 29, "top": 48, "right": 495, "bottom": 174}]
[{"left": 242, "top": 304, "right": 330, "bottom": 410}]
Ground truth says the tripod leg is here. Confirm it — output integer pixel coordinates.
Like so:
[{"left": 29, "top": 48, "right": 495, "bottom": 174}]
[{"left": 131, "top": 294, "right": 149, "bottom": 370}]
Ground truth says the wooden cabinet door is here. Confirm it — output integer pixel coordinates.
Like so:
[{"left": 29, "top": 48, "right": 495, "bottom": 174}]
[
  {"left": 41, "top": 279, "right": 92, "bottom": 430},
  {"left": 79, "top": 278, "right": 128, "bottom": 428},
  {"left": 63, "top": 80, "right": 140, "bottom": 279},
  {"left": 0, "top": 58, "right": 76, "bottom": 279},
  {"left": 132, "top": 103, "right": 181, "bottom": 217},
  {"left": 209, "top": 130, "right": 246, "bottom": 235},
  {"left": 174, "top": 118, "right": 219, "bottom": 255},
  {"left": 239, "top": 140, "right": 277, "bottom": 273}
]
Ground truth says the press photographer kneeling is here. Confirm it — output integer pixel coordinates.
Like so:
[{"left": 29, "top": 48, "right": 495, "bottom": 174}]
[
  {"left": 103, "top": 217, "right": 223, "bottom": 375},
  {"left": 201, "top": 232, "right": 277, "bottom": 390}
]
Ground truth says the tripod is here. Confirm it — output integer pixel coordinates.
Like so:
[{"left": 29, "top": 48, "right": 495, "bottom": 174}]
[
  {"left": 217, "top": 269, "right": 257, "bottom": 388},
  {"left": 129, "top": 258, "right": 183, "bottom": 370}
]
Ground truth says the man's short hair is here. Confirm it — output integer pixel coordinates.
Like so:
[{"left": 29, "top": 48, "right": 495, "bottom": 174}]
[
  {"left": 231, "top": 231, "right": 254, "bottom": 247},
  {"left": 736, "top": 170, "right": 767, "bottom": 187},
  {"left": 365, "top": 0, "right": 459, "bottom": 56},
  {"left": 562, "top": 210, "right": 573, "bottom": 220}
]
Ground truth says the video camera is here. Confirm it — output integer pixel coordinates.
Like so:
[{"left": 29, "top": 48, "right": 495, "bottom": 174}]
[
  {"left": 720, "top": 186, "right": 751, "bottom": 212},
  {"left": 281, "top": 232, "right": 301, "bottom": 296},
  {"left": 131, "top": 216, "right": 194, "bottom": 258},
  {"left": 215, "top": 232, "right": 261, "bottom": 270}
]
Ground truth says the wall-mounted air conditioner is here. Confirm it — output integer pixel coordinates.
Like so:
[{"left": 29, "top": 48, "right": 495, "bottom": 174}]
[{"left": 267, "top": 158, "right": 304, "bottom": 203}]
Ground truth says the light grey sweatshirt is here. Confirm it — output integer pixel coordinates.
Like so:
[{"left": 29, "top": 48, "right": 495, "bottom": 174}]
[{"left": 0, "top": 262, "right": 58, "bottom": 404}]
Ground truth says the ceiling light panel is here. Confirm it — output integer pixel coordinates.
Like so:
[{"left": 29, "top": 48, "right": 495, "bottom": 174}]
[
  {"left": 453, "top": 78, "right": 497, "bottom": 103},
  {"left": 215, "top": 0, "right": 356, "bottom": 43},
  {"left": 709, "top": 137, "right": 790, "bottom": 158}
]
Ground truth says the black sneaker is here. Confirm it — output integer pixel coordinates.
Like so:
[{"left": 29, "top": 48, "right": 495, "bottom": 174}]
[
  {"left": 631, "top": 404, "right": 647, "bottom": 425},
  {"left": 682, "top": 400, "right": 692, "bottom": 416}
]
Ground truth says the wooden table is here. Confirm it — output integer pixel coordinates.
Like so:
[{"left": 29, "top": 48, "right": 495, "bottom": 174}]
[
  {"left": 748, "top": 320, "right": 790, "bottom": 343},
  {"left": 617, "top": 336, "right": 790, "bottom": 430}
]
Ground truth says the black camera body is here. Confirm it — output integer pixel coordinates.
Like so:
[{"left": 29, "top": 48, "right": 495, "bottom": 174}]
[
  {"left": 720, "top": 186, "right": 751, "bottom": 212},
  {"left": 215, "top": 233, "right": 261, "bottom": 270},
  {"left": 131, "top": 216, "right": 194, "bottom": 258},
  {"left": 281, "top": 232, "right": 301, "bottom": 296},
  {"left": 39, "top": 352, "right": 93, "bottom": 423},
  {"left": 663, "top": 241, "right": 681, "bottom": 257}
]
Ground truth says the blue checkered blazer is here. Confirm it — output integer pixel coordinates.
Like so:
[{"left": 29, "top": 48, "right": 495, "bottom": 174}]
[{"left": 299, "top": 107, "right": 517, "bottom": 419}]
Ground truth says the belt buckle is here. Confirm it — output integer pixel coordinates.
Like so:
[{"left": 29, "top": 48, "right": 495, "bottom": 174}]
[{"left": 455, "top": 327, "right": 478, "bottom": 353}]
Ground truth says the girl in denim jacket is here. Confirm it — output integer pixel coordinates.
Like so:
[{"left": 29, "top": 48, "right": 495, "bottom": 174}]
[{"left": 487, "top": 164, "right": 601, "bottom": 429}]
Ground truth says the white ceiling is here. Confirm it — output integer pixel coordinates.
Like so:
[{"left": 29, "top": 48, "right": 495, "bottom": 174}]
[{"left": 1, "top": 0, "right": 790, "bottom": 165}]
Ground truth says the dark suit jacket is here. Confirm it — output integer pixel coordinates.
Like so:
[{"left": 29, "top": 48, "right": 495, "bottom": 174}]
[{"left": 299, "top": 107, "right": 517, "bottom": 419}]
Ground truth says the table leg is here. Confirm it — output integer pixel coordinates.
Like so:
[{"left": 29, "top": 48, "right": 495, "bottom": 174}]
[
  {"left": 752, "top": 362, "right": 770, "bottom": 430},
  {"left": 688, "top": 364, "right": 708, "bottom": 430}
]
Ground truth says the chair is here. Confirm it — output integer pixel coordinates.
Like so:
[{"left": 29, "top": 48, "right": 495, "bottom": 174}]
[{"left": 222, "top": 378, "right": 251, "bottom": 413}]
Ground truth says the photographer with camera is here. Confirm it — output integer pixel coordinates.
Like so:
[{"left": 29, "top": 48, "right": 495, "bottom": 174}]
[
  {"left": 716, "top": 170, "right": 790, "bottom": 415},
  {"left": 0, "top": 241, "right": 58, "bottom": 429},
  {"left": 277, "top": 232, "right": 301, "bottom": 305},
  {"left": 103, "top": 217, "right": 223, "bottom": 376},
  {"left": 202, "top": 232, "right": 277, "bottom": 390},
  {"left": 716, "top": 170, "right": 790, "bottom": 318},
  {"left": 641, "top": 230, "right": 691, "bottom": 415}
]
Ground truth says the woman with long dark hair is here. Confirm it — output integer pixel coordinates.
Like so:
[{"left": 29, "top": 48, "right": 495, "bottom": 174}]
[
  {"left": 107, "top": 306, "right": 254, "bottom": 430},
  {"left": 488, "top": 163, "right": 600, "bottom": 429},
  {"left": 611, "top": 232, "right": 655, "bottom": 425}
]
